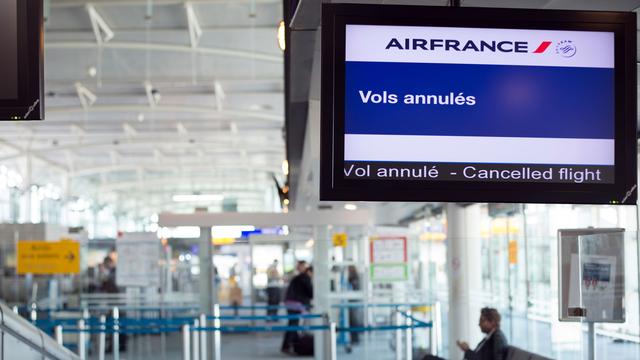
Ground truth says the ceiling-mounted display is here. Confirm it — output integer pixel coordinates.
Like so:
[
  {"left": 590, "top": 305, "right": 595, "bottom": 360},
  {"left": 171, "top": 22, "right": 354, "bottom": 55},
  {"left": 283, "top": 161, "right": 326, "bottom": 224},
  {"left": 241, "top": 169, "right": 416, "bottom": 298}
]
[{"left": 321, "top": 4, "right": 636, "bottom": 204}]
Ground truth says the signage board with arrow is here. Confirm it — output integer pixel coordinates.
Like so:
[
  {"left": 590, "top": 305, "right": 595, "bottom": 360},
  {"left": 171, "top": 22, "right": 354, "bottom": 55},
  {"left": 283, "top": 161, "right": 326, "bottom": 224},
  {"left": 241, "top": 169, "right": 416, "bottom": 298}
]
[{"left": 17, "top": 240, "right": 80, "bottom": 274}]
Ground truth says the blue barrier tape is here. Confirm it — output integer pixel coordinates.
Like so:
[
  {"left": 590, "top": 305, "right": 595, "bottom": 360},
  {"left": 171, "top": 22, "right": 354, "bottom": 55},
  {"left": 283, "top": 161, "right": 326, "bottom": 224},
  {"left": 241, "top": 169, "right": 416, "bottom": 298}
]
[
  {"left": 48, "top": 322, "right": 429, "bottom": 335},
  {"left": 397, "top": 311, "right": 432, "bottom": 327},
  {"left": 63, "top": 327, "right": 183, "bottom": 335},
  {"left": 195, "top": 325, "right": 330, "bottom": 333},
  {"left": 218, "top": 305, "right": 296, "bottom": 310},
  {"left": 331, "top": 303, "right": 431, "bottom": 309},
  {"left": 337, "top": 323, "right": 432, "bottom": 333},
  {"left": 36, "top": 317, "right": 196, "bottom": 327},
  {"left": 208, "top": 314, "right": 322, "bottom": 321},
  {"left": 27, "top": 306, "right": 199, "bottom": 313},
  {"left": 34, "top": 313, "right": 321, "bottom": 328}
]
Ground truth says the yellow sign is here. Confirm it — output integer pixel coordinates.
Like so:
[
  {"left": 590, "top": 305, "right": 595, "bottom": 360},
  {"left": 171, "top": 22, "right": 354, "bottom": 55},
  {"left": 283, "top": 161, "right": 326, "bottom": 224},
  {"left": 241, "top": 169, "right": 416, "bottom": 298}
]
[
  {"left": 212, "top": 237, "right": 236, "bottom": 245},
  {"left": 17, "top": 241, "right": 80, "bottom": 274},
  {"left": 332, "top": 233, "right": 348, "bottom": 247},
  {"left": 508, "top": 240, "right": 518, "bottom": 265}
]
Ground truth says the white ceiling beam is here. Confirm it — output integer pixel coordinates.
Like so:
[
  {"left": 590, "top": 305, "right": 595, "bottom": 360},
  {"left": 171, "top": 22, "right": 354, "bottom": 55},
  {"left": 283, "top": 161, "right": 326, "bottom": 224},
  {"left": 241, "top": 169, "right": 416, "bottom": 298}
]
[
  {"left": 185, "top": 2, "right": 203, "bottom": 48},
  {"left": 70, "top": 163, "right": 279, "bottom": 178},
  {"left": 45, "top": 105, "right": 283, "bottom": 122},
  {"left": 153, "top": 148, "right": 164, "bottom": 163},
  {"left": 176, "top": 122, "right": 189, "bottom": 135},
  {"left": 98, "top": 175, "right": 270, "bottom": 191},
  {"left": 0, "top": 131, "right": 284, "bottom": 142},
  {"left": 46, "top": 77, "right": 282, "bottom": 87},
  {"left": 45, "top": 41, "right": 283, "bottom": 63},
  {"left": 144, "top": 81, "right": 160, "bottom": 107},
  {"left": 123, "top": 123, "right": 138, "bottom": 137},
  {"left": 0, "top": 139, "right": 69, "bottom": 174},
  {"left": 52, "top": 0, "right": 280, "bottom": 8},
  {"left": 214, "top": 81, "right": 226, "bottom": 110},
  {"left": 159, "top": 209, "right": 373, "bottom": 227},
  {"left": 0, "top": 140, "right": 283, "bottom": 161},
  {"left": 86, "top": 4, "right": 114, "bottom": 44},
  {"left": 74, "top": 82, "right": 97, "bottom": 109},
  {"left": 109, "top": 150, "right": 120, "bottom": 165},
  {"left": 70, "top": 124, "right": 86, "bottom": 136}
]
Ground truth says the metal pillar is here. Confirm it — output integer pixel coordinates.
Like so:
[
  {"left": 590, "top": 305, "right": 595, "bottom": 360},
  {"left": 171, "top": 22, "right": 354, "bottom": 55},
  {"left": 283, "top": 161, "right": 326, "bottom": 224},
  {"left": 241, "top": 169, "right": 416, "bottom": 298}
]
[
  {"left": 313, "top": 225, "right": 330, "bottom": 360},
  {"left": 445, "top": 203, "right": 482, "bottom": 358},
  {"left": 587, "top": 322, "right": 595, "bottom": 360},
  {"left": 198, "top": 226, "right": 215, "bottom": 358},
  {"left": 199, "top": 226, "right": 215, "bottom": 314}
]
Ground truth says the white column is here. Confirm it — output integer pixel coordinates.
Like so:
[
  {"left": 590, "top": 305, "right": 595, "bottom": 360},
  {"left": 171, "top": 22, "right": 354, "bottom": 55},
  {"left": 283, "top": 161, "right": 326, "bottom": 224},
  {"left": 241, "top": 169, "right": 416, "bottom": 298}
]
[
  {"left": 313, "top": 225, "right": 330, "bottom": 360},
  {"left": 198, "top": 226, "right": 216, "bottom": 358},
  {"left": 199, "top": 226, "right": 215, "bottom": 314},
  {"left": 446, "top": 203, "right": 483, "bottom": 359}
]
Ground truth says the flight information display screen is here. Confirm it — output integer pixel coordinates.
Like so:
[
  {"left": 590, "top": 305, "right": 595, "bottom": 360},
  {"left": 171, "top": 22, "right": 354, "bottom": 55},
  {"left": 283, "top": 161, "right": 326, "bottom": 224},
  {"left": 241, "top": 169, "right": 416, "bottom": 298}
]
[
  {"left": 321, "top": 4, "right": 637, "bottom": 204},
  {"left": 0, "top": 0, "right": 18, "bottom": 99},
  {"left": 344, "top": 25, "right": 614, "bottom": 184}
]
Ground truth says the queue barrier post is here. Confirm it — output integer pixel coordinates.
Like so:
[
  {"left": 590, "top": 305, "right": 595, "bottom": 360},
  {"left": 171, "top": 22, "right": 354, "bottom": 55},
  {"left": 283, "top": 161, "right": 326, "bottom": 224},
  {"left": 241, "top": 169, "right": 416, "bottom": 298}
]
[
  {"left": 199, "top": 313, "right": 207, "bottom": 360},
  {"left": 395, "top": 310, "right": 402, "bottom": 360},
  {"left": 77, "top": 319, "right": 86, "bottom": 360},
  {"left": 182, "top": 324, "right": 191, "bottom": 360},
  {"left": 328, "top": 321, "right": 337, "bottom": 360},
  {"left": 192, "top": 319, "right": 200, "bottom": 360},
  {"left": 98, "top": 315, "right": 106, "bottom": 360},
  {"left": 433, "top": 302, "right": 442, "bottom": 356},
  {"left": 54, "top": 325, "right": 63, "bottom": 345},
  {"left": 113, "top": 307, "right": 120, "bottom": 360},
  {"left": 405, "top": 311, "right": 412, "bottom": 360},
  {"left": 213, "top": 304, "right": 222, "bottom": 360}
]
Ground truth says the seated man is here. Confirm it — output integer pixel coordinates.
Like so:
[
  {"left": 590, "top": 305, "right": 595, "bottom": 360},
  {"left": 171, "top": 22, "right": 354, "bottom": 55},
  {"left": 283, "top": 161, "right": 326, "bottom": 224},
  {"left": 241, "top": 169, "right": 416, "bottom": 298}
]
[{"left": 456, "top": 307, "right": 508, "bottom": 360}]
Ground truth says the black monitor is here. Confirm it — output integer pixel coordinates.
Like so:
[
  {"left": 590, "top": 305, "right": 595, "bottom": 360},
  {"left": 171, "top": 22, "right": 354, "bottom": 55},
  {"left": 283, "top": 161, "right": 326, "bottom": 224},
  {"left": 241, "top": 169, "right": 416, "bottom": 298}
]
[
  {"left": 0, "top": 0, "right": 44, "bottom": 120},
  {"left": 321, "top": 4, "right": 637, "bottom": 205}
]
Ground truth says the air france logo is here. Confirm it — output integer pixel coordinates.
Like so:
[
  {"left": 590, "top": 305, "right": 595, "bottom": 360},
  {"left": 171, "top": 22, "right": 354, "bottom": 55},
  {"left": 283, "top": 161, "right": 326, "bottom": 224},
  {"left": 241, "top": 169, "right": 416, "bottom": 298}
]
[
  {"left": 555, "top": 40, "right": 577, "bottom": 57},
  {"left": 384, "top": 38, "right": 572, "bottom": 56}
]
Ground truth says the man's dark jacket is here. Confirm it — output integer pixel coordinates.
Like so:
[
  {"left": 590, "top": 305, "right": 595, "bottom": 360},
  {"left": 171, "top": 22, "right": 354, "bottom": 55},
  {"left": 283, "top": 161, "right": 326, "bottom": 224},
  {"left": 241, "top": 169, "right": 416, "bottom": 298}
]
[{"left": 464, "top": 328, "right": 508, "bottom": 360}]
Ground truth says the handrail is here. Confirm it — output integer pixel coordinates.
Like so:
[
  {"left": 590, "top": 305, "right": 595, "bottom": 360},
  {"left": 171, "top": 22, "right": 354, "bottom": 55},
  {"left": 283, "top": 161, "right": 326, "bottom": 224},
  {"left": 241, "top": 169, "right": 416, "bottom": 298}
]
[{"left": 0, "top": 302, "right": 80, "bottom": 360}]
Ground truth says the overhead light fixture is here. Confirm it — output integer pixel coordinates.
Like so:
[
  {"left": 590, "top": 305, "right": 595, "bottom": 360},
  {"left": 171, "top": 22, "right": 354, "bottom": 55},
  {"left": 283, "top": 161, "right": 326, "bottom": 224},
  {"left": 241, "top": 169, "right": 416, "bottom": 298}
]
[
  {"left": 282, "top": 159, "right": 289, "bottom": 176},
  {"left": 172, "top": 194, "right": 224, "bottom": 202},
  {"left": 344, "top": 203, "right": 358, "bottom": 211},
  {"left": 87, "top": 66, "right": 97, "bottom": 78},
  {"left": 277, "top": 20, "right": 286, "bottom": 51}
]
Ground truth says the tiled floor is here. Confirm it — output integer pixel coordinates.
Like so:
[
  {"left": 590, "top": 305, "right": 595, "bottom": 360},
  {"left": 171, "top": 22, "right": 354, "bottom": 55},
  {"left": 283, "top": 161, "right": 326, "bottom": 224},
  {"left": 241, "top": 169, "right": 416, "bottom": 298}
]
[{"left": 79, "top": 318, "right": 639, "bottom": 360}]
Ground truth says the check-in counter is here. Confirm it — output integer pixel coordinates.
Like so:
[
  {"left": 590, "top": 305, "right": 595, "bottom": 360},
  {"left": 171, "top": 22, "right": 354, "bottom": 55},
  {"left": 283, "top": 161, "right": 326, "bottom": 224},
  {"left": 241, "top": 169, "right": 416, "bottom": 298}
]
[{"left": 0, "top": 302, "right": 79, "bottom": 360}]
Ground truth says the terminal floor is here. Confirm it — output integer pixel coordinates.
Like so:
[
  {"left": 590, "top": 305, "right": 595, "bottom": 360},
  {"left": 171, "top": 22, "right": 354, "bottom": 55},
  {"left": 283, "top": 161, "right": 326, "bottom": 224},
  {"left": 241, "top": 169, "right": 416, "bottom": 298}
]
[
  {"left": 82, "top": 330, "right": 640, "bottom": 360},
  {"left": 79, "top": 317, "right": 640, "bottom": 360},
  {"left": 85, "top": 331, "right": 399, "bottom": 360}
]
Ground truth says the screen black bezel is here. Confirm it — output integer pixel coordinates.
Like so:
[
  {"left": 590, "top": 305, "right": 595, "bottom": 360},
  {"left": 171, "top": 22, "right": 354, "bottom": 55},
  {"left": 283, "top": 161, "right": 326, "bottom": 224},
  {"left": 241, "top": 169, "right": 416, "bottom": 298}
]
[
  {"left": 0, "top": 0, "right": 43, "bottom": 120},
  {"left": 320, "top": 4, "right": 637, "bottom": 204}
]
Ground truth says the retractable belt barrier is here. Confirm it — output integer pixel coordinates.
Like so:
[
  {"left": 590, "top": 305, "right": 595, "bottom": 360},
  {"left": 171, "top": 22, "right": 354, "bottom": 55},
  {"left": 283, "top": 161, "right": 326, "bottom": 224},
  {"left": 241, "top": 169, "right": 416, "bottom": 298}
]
[{"left": 33, "top": 304, "right": 438, "bottom": 360}]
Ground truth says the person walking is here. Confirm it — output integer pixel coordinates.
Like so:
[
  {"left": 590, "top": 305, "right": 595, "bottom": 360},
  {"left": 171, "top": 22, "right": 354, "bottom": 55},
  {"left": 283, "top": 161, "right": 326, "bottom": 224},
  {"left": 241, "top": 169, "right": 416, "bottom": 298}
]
[
  {"left": 266, "top": 259, "right": 282, "bottom": 319},
  {"left": 281, "top": 266, "right": 313, "bottom": 354}
]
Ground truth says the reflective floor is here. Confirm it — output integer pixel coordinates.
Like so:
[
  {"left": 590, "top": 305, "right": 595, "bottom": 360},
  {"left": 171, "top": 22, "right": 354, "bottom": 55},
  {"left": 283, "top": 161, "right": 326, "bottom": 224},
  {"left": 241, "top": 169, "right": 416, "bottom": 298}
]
[{"left": 79, "top": 319, "right": 640, "bottom": 360}]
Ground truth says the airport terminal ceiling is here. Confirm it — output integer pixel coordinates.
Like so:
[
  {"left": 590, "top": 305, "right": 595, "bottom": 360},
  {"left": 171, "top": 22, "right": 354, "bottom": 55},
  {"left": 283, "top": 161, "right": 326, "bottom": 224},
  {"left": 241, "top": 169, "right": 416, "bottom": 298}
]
[{"left": 0, "top": 0, "right": 287, "bottom": 225}]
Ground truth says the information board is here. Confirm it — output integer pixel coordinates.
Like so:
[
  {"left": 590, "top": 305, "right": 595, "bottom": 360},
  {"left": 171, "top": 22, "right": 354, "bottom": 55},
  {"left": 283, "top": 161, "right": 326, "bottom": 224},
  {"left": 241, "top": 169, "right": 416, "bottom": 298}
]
[
  {"left": 321, "top": 4, "right": 637, "bottom": 204},
  {"left": 17, "top": 240, "right": 80, "bottom": 274},
  {"left": 116, "top": 232, "right": 161, "bottom": 287},
  {"left": 370, "top": 236, "right": 407, "bottom": 282},
  {"left": 558, "top": 228, "right": 625, "bottom": 322}
]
